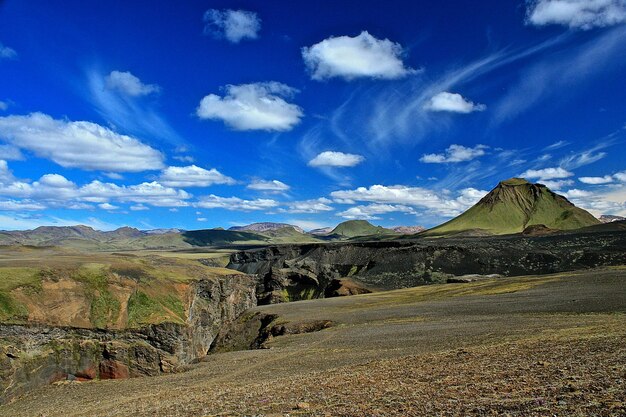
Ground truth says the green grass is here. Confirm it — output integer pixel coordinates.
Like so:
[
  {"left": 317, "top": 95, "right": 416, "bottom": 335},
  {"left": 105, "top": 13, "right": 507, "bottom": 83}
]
[
  {"left": 0, "top": 267, "right": 42, "bottom": 292},
  {"left": 127, "top": 291, "right": 186, "bottom": 327},
  {"left": 0, "top": 291, "right": 28, "bottom": 321},
  {"left": 331, "top": 220, "right": 395, "bottom": 238},
  {"left": 425, "top": 178, "right": 600, "bottom": 236}
]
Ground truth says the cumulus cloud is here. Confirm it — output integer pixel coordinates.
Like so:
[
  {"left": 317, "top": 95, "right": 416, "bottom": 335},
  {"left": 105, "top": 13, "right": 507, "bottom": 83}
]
[
  {"left": 159, "top": 165, "right": 235, "bottom": 188},
  {"left": 302, "top": 31, "right": 414, "bottom": 81},
  {"left": 195, "top": 195, "right": 278, "bottom": 211},
  {"left": 308, "top": 151, "right": 365, "bottom": 168},
  {"left": 0, "top": 163, "right": 191, "bottom": 209},
  {"left": 420, "top": 144, "right": 488, "bottom": 164},
  {"left": 337, "top": 203, "right": 415, "bottom": 220},
  {"left": 0, "top": 42, "right": 17, "bottom": 60},
  {"left": 520, "top": 167, "right": 574, "bottom": 180},
  {"left": 0, "top": 113, "right": 164, "bottom": 172},
  {"left": 0, "top": 200, "right": 46, "bottom": 211},
  {"left": 247, "top": 179, "right": 290, "bottom": 192},
  {"left": 279, "top": 198, "right": 334, "bottom": 214},
  {"left": 203, "top": 9, "right": 261, "bottom": 43},
  {"left": 539, "top": 179, "right": 575, "bottom": 189},
  {"left": 526, "top": 0, "right": 626, "bottom": 30},
  {"left": 0, "top": 145, "right": 22, "bottom": 160},
  {"left": 562, "top": 186, "right": 626, "bottom": 216},
  {"left": 197, "top": 82, "right": 303, "bottom": 131},
  {"left": 579, "top": 175, "right": 614, "bottom": 184},
  {"left": 98, "top": 203, "right": 119, "bottom": 210},
  {"left": 331, "top": 185, "right": 488, "bottom": 217},
  {"left": 105, "top": 71, "right": 160, "bottom": 96},
  {"left": 424, "top": 92, "right": 486, "bottom": 113},
  {"left": 130, "top": 204, "right": 149, "bottom": 211}
]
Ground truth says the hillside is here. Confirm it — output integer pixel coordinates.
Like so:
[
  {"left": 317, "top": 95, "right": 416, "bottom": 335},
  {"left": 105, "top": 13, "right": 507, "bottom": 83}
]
[
  {"left": 330, "top": 220, "right": 394, "bottom": 238},
  {"left": 424, "top": 178, "right": 601, "bottom": 236},
  {"left": 229, "top": 222, "right": 305, "bottom": 234}
]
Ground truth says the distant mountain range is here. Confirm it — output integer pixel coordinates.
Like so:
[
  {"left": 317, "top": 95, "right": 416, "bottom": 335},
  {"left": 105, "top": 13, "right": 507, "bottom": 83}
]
[
  {"left": 0, "top": 178, "right": 621, "bottom": 248},
  {"left": 599, "top": 215, "right": 625, "bottom": 223}
]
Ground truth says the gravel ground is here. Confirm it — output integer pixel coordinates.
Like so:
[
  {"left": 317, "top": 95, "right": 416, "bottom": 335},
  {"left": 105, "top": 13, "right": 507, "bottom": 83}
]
[{"left": 1, "top": 268, "right": 625, "bottom": 416}]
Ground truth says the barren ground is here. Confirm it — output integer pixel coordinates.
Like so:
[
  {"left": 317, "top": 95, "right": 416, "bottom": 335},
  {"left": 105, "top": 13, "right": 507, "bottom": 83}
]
[{"left": 1, "top": 268, "right": 625, "bottom": 416}]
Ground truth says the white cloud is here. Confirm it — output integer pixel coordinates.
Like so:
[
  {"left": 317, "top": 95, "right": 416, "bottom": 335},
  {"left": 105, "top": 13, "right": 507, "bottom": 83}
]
[
  {"left": 560, "top": 149, "right": 607, "bottom": 169},
  {"left": 424, "top": 92, "right": 486, "bottom": 113},
  {"left": 420, "top": 144, "right": 488, "bottom": 163},
  {"left": 614, "top": 171, "right": 626, "bottom": 181},
  {"left": 87, "top": 69, "right": 182, "bottom": 145},
  {"left": 0, "top": 101, "right": 8, "bottom": 111},
  {"left": 0, "top": 113, "right": 164, "bottom": 172},
  {"left": 247, "top": 179, "right": 290, "bottom": 192},
  {"left": 527, "top": 0, "right": 626, "bottom": 30},
  {"left": 280, "top": 198, "right": 334, "bottom": 214},
  {"left": 308, "top": 151, "right": 365, "bottom": 168},
  {"left": 197, "top": 217, "right": 208, "bottom": 222},
  {"left": 173, "top": 155, "right": 194, "bottom": 163},
  {"left": 331, "top": 185, "right": 488, "bottom": 217},
  {"left": 130, "top": 204, "right": 149, "bottom": 211},
  {"left": 0, "top": 200, "right": 47, "bottom": 211},
  {"left": 197, "top": 82, "right": 303, "bottom": 131},
  {"left": 195, "top": 195, "right": 278, "bottom": 211},
  {"left": 0, "top": 42, "right": 17, "bottom": 60},
  {"left": 302, "top": 31, "right": 414, "bottom": 81},
  {"left": 98, "top": 203, "right": 119, "bottom": 210},
  {"left": 0, "top": 163, "right": 191, "bottom": 209},
  {"left": 579, "top": 175, "right": 614, "bottom": 184},
  {"left": 539, "top": 179, "right": 575, "bottom": 189},
  {"left": 105, "top": 71, "right": 160, "bottom": 96},
  {"left": 203, "top": 9, "right": 261, "bottom": 43},
  {"left": 338, "top": 204, "right": 415, "bottom": 220},
  {"left": 159, "top": 165, "right": 235, "bottom": 188},
  {"left": 520, "top": 167, "right": 574, "bottom": 180},
  {"left": 562, "top": 186, "right": 626, "bottom": 216}
]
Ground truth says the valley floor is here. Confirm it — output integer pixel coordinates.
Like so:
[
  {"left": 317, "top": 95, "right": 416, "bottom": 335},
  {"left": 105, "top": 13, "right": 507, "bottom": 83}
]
[{"left": 2, "top": 268, "right": 625, "bottom": 416}]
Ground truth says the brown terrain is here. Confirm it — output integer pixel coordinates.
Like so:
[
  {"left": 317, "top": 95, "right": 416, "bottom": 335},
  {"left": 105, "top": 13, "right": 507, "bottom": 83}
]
[{"left": 1, "top": 267, "right": 624, "bottom": 416}]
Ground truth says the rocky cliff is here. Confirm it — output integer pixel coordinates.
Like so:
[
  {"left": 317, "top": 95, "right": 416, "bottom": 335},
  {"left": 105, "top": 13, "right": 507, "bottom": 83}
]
[
  {"left": 227, "top": 227, "right": 626, "bottom": 303},
  {"left": 0, "top": 251, "right": 256, "bottom": 404}
]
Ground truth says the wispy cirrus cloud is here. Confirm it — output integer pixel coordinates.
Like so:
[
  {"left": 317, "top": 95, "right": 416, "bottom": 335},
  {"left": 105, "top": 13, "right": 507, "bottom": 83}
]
[
  {"left": 493, "top": 26, "right": 626, "bottom": 123},
  {"left": 86, "top": 67, "right": 183, "bottom": 145},
  {"left": 0, "top": 42, "right": 17, "bottom": 60},
  {"left": 105, "top": 71, "right": 160, "bottom": 96}
]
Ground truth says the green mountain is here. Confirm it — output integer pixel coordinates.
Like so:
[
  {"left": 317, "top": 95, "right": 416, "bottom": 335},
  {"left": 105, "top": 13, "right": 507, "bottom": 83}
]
[
  {"left": 424, "top": 178, "right": 601, "bottom": 236},
  {"left": 181, "top": 229, "right": 270, "bottom": 246},
  {"left": 330, "top": 220, "right": 394, "bottom": 238}
]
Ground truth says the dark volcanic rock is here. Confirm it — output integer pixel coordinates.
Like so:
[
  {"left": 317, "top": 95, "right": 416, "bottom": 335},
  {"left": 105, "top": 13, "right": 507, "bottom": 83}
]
[{"left": 228, "top": 229, "right": 626, "bottom": 301}]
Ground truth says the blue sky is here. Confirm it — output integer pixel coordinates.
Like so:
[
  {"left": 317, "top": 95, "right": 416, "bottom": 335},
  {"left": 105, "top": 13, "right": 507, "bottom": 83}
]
[{"left": 1, "top": 0, "right": 625, "bottom": 231}]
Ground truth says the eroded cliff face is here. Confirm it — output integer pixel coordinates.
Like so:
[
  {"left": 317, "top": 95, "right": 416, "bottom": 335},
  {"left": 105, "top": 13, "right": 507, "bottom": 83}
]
[
  {"left": 0, "top": 275, "right": 256, "bottom": 404},
  {"left": 227, "top": 230, "right": 626, "bottom": 303}
]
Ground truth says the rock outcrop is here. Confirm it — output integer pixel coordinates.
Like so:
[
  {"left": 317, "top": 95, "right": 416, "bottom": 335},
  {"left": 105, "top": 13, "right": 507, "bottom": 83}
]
[
  {"left": 0, "top": 275, "right": 256, "bottom": 404},
  {"left": 228, "top": 228, "right": 626, "bottom": 302}
]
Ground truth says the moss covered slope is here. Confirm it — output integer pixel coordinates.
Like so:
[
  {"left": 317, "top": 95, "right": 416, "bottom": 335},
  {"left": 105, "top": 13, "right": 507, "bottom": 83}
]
[{"left": 425, "top": 178, "right": 600, "bottom": 236}]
